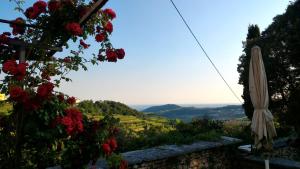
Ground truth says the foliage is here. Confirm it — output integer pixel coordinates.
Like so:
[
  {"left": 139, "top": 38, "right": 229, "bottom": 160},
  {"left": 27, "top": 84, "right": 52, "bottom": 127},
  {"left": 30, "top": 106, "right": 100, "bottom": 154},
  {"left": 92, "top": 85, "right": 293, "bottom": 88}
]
[
  {"left": 116, "top": 118, "right": 224, "bottom": 152},
  {"left": 0, "top": 1, "right": 126, "bottom": 168},
  {"left": 85, "top": 102, "right": 252, "bottom": 152},
  {"left": 78, "top": 100, "right": 144, "bottom": 117},
  {"left": 287, "top": 86, "right": 300, "bottom": 135},
  {"left": 223, "top": 119, "right": 253, "bottom": 143},
  {"left": 0, "top": 101, "right": 12, "bottom": 116},
  {"left": 237, "top": 1, "right": 300, "bottom": 129},
  {"left": 237, "top": 24, "right": 260, "bottom": 119},
  {"left": 84, "top": 103, "right": 255, "bottom": 153}
]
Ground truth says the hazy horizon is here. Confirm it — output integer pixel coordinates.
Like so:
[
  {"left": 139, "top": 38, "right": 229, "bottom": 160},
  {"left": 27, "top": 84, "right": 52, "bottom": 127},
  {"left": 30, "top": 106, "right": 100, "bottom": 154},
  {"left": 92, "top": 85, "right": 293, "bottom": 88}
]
[{"left": 129, "top": 103, "right": 241, "bottom": 111}]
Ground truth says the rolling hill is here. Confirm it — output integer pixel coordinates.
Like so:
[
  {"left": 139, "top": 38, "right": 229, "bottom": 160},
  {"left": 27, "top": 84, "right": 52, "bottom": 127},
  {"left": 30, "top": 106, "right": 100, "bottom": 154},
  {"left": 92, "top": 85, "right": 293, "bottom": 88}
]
[
  {"left": 143, "top": 104, "right": 181, "bottom": 113},
  {"left": 143, "top": 104, "right": 245, "bottom": 122}
]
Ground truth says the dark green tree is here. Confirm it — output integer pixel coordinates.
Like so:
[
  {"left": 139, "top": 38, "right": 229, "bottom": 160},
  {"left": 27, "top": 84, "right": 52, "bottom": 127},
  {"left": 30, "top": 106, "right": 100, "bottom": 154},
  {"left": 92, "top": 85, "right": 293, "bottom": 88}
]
[
  {"left": 237, "top": 24, "right": 260, "bottom": 119},
  {"left": 259, "top": 0, "right": 300, "bottom": 125},
  {"left": 238, "top": 0, "right": 300, "bottom": 129},
  {"left": 77, "top": 100, "right": 144, "bottom": 117},
  {"left": 77, "top": 100, "right": 98, "bottom": 115},
  {"left": 287, "top": 87, "right": 300, "bottom": 134}
]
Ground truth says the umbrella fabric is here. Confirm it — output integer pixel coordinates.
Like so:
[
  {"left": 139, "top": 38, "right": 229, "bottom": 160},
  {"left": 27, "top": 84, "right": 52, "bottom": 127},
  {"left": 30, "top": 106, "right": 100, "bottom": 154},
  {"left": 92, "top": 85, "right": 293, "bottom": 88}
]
[{"left": 249, "top": 46, "right": 277, "bottom": 149}]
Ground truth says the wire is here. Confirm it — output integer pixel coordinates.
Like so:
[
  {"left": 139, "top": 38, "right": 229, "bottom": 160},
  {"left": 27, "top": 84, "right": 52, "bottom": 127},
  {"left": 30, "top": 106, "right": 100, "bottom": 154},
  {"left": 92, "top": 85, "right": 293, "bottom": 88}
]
[{"left": 169, "top": 0, "right": 242, "bottom": 104}]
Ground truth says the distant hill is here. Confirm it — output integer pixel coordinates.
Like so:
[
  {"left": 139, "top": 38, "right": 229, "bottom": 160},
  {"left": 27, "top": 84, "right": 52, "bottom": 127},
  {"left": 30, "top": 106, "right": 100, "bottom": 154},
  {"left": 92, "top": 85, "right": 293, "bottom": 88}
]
[
  {"left": 77, "top": 100, "right": 143, "bottom": 117},
  {"left": 143, "top": 104, "right": 181, "bottom": 113},
  {"left": 77, "top": 101, "right": 245, "bottom": 122},
  {"left": 142, "top": 104, "right": 245, "bottom": 122}
]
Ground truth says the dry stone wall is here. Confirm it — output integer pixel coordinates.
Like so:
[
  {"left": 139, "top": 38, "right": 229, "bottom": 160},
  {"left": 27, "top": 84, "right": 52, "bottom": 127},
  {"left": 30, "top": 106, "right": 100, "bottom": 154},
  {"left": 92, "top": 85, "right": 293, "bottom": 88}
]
[{"left": 93, "top": 136, "right": 242, "bottom": 169}]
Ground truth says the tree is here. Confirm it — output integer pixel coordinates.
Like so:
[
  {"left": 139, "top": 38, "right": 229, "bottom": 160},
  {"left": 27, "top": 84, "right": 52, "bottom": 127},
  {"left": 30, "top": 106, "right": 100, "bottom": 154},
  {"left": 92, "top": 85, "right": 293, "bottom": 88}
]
[
  {"left": 287, "top": 87, "right": 300, "bottom": 134},
  {"left": 78, "top": 100, "right": 99, "bottom": 114},
  {"left": 238, "top": 0, "right": 300, "bottom": 130},
  {"left": 237, "top": 24, "right": 260, "bottom": 119},
  {"left": 78, "top": 100, "right": 144, "bottom": 117}
]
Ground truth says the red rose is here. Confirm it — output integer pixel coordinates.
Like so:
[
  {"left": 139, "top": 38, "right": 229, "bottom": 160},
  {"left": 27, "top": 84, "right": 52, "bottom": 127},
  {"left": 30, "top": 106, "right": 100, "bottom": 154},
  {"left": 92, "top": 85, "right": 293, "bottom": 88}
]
[
  {"left": 112, "top": 127, "right": 119, "bottom": 134},
  {"left": 48, "top": 0, "right": 61, "bottom": 12},
  {"left": 102, "top": 143, "right": 111, "bottom": 155},
  {"left": 57, "top": 93, "right": 65, "bottom": 102},
  {"left": 106, "top": 49, "right": 117, "bottom": 62},
  {"left": 37, "top": 82, "right": 54, "bottom": 99},
  {"left": 10, "top": 18, "right": 26, "bottom": 35},
  {"left": 103, "top": 8, "right": 116, "bottom": 20},
  {"left": 59, "top": 108, "right": 83, "bottom": 135},
  {"left": 15, "top": 62, "right": 28, "bottom": 81},
  {"left": 67, "top": 96, "right": 76, "bottom": 105},
  {"left": 108, "top": 137, "right": 117, "bottom": 151},
  {"left": 33, "top": 1, "right": 47, "bottom": 13},
  {"left": 63, "top": 57, "right": 72, "bottom": 63},
  {"left": 61, "top": 116, "right": 73, "bottom": 133},
  {"left": 9, "top": 86, "right": 28, "bottom": 102},
  {"left": 119, "top": 160, "right": 128, "bottom": 169},
  {"left": 116, "top": 48, "right": 125, "bottom": 59},
  {"left": 2, "top": 60, "right": 28, "bottom": 81},
  {"left": 2, "top": 60, "right": 18, "bottom": 75},
  {"left": 25, "top": 7, "right": 39, "bottom": 19},
  {"left": 80, "top": 39, "right": 90, "bottom": 49},
  {"left": 104, "top": 21, "right": 113, "bottom": 33},
  {"left": 65, "top": 22, "right": 83, "bottom": 36},
  {"left": 95, "top": 33, "right": 105, "bottom": 42}
]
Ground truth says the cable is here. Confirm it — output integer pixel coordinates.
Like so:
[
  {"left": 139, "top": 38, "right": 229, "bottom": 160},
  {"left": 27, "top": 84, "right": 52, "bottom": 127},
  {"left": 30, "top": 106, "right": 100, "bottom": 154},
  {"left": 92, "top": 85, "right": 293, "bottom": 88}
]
[{"left": 169, "top": 0, "right": 242, "bottom": 103}]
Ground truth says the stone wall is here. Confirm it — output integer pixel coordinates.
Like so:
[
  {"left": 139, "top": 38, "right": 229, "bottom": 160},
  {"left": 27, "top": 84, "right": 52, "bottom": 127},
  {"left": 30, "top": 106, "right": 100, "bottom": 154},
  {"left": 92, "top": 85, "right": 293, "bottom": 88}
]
[
  {"left": 238, "top": 155, "right": 300, "bottom": 169},
  {"left": 93, "top": 136, "right": 242, "bottom": 169},
  {"left": 47, "top": 136, "right": 300, "bottom": 169},
  {"left": 237, "top": 138, "right": 300, "bottom": 169}
]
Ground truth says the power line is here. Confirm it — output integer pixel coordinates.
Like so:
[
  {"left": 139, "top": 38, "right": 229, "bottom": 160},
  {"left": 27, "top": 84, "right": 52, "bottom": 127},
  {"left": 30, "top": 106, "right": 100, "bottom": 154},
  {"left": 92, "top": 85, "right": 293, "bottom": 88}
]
[{"left": 169, "top": 0, "right": 242, "bottom": 104}]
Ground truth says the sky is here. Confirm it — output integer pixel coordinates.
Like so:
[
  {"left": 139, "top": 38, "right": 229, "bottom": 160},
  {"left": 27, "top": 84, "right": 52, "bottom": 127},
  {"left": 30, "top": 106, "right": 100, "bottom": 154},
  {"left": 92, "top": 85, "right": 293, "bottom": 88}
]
[{"left": 0, "top": 0, "right": 291, "bottom": 105}]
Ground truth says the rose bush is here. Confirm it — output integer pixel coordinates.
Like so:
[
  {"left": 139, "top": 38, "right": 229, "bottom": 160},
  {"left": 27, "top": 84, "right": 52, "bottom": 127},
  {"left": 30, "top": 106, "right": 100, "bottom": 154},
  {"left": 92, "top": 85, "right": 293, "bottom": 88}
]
[{"left": 0, "top": 0, "right": 126, "bottom": 168}]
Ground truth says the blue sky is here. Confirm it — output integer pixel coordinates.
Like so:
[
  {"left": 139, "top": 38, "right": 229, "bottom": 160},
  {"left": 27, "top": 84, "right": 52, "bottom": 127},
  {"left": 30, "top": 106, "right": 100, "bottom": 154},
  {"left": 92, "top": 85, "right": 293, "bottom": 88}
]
[{"left": 0, "top": 0, "right": 290, "bottom": 105}]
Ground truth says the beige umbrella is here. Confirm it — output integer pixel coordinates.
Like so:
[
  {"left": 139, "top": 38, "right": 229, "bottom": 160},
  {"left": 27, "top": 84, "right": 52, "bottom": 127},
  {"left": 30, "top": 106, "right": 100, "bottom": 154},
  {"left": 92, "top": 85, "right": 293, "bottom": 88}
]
[{"left": 249, "top": 46, "right": 277, "bottom": 169}]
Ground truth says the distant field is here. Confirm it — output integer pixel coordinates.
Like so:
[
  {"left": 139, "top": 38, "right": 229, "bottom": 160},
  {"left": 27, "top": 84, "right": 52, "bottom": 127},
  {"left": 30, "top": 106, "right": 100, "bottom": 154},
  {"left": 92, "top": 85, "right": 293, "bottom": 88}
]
[{"left": 86, "top": 114, "right": 174, "bottom": 133}]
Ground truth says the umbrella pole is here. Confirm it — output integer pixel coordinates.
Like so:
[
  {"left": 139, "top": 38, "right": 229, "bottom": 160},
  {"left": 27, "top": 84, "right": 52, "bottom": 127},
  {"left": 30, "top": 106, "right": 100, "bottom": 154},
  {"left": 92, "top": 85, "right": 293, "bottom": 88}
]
[{"left": 265, "top": 159, "right": 270, "bottom": 169}]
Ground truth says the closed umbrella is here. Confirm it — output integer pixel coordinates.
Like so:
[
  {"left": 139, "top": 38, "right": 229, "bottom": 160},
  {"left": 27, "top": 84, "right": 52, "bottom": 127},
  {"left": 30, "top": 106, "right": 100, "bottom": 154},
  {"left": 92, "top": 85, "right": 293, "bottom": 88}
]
[{"left": 249, "top": 46, "right": 277, "bottom": 169}]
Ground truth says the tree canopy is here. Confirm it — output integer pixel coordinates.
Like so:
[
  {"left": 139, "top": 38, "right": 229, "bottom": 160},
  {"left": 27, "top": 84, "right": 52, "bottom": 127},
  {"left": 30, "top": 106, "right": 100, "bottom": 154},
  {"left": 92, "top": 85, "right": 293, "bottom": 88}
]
[
  {"left": 238, "top": 0, "right": 300, "bottom": 132},
  {"left": 77, "top": 100, "right": 144, "bottom": 117}
]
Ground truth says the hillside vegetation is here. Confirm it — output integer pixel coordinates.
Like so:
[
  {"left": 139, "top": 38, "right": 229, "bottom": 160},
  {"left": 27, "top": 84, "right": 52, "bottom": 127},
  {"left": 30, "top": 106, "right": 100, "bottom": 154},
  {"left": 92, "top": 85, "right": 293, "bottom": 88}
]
[
  {"left": 77, "top": 101, "right": 252, "bottom": 152},
  {"left": 78, "top": 100, "right": 143, "bottom": 116},
  {"left": 78, "top": 100, "right": 173, "bottom": 133},
  {"left": 143, "top": 104, "right": 181, "bottom": 113},
  {"left": 1, "top": 100, "right": 252, "bottom": 153},
  {"left": 143, "top": 104, "right": 245, "bottom": 122}
]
